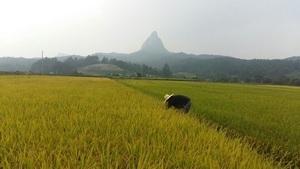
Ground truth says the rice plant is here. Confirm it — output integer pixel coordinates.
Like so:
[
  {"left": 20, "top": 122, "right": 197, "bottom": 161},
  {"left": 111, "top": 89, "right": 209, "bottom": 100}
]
[
  {"left": 120, "top": 79, "right": 300, "bottom": 167},
  {"left": 0, "top": 76, "right": 285, "bottom": 168}
]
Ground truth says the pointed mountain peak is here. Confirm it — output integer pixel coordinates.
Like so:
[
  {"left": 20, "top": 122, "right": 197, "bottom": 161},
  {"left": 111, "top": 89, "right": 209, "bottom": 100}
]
[
  {"left": 150, "top": 31, "right": 159, "bottom": 38},
  {"left": 139, "top": 31, "right": 169, "bottom": 54}
]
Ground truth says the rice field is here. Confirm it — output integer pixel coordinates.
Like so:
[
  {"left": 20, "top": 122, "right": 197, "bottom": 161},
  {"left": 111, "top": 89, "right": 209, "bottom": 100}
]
[
  {"left": 0, "top": 76, "right": 291, "bottom": 168},
  {"left": 120, "top": 79, "right": 300, "bottom": 167}
]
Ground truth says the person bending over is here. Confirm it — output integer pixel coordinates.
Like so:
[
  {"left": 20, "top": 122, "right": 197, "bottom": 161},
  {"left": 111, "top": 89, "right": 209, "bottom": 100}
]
[{"left": 164, "top": 94, "right": 191, "bottom": 113}]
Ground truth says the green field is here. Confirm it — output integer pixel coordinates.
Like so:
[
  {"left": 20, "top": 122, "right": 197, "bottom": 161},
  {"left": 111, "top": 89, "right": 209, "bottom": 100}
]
[
  {"left": 120, "top": 79, "right": 300, "bottom": 167},
  {"left": 0, "top": 76, "right": 298, "bottom": 168}
]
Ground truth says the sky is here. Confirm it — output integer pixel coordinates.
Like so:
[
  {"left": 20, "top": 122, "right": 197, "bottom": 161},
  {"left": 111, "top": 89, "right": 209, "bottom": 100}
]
[{"left": 1, "top": 0, "right": 300, "bottom": 59}]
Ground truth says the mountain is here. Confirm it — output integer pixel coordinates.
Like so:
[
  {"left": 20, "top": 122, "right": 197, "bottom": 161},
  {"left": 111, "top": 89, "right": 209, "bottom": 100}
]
[
  {"left": 285, "top": 56, "right": 300, "bottom": 61},
  {"left": 55, "top": 55, "right": 84, "bottom": 62},
  {"left": 0, "top": 57, "right": 38, "bottom": 71},
  {"left": 94, "top": 31, "right": 226, "bottom": 67},
  {"left": 56, "top": 53, "right": 69, "bottom": 57},
  {"left": 136, "top": 31, "right": 169, "bottom": 54},
  {"left": 3, "top": 31, "right": 299, "bottom": 85}
]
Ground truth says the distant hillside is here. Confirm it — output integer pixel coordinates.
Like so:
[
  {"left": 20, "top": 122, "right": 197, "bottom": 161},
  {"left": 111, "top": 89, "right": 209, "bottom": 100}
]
[
  {"left": 1, "top": 31, "right": 300, "bottom": 86},
  {"left": 94, "top": 31, "right": 300, "bottom": 85},
  {"left": 285, "top": 56, "right": 300, "bottom": 61},
  {"left": 170, "top": 57, "right": 300, "bottom": 85},
  {"left": 93, "top": 31, "right": 227, "bottom": 68},
  {"left": 77, "top": 63, "right": 125, "bottom": 76},
  {"left": 0, "top": 57, "right": 38, "bottom": 71},
  {"left": 55, "top": 55, "right": 84, "bottom": 62}
]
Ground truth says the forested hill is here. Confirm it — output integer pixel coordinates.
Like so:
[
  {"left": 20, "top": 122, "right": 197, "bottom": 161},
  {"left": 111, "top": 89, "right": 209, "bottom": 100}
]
[
  {"left": 2, "top": 30, "right": 299, "bottom": 85},
  {"left": 170, "top": 57, "right": 300, "bottom": 85},
  {"left": 1, "top": 55, "right": 300, "bottom": 85},
  {"left": 0, "top": 57, "right": 38, "bottom": 71}
]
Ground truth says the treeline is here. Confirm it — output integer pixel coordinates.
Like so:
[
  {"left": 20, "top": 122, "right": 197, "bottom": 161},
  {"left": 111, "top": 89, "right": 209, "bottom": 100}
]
[
  {"left": 171, "top": 57, "right": 300, "bottom": 85},
  {"left": 30, "top": 56, "right": 172, "bottom": 77},
  {"left": 100, "top": 57, "right": 172, "bottom": 77},
  {"left": 30, "top": 55, "right": 300, "bottom": 86},
  {"left": 0, "top": 71, "right": 35, "bottom": 75},
  {"left": 0, "top": 57, "right": 38, "bottom": 71},
  {"left": 31, "top": 55, "right": 107, "bottom": 75}
]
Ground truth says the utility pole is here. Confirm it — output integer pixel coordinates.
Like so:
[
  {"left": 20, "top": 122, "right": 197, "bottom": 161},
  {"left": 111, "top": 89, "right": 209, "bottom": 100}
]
[{"left": 42, "top": 50, "right": 44, "bottom": 75}]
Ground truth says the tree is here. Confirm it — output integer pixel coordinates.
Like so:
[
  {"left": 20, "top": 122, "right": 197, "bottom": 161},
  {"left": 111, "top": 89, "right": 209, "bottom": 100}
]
[
  {"left": 31, "top": 57, "right": 75, "bottom": 75},
  {"left": 162, "top": 63, "right": 172, "bottom": 78},
  {"left": 31, "top": 57, "right": 58, "bottom": 74},
  {"left": 136, "top": 72, "right": 142, "bottom": 77},
  {"left": 82, "top": 55, "right": 99, "bottom": 66},
  {"left": 101, "top": 57, "right": 109, "bottom": 64}
]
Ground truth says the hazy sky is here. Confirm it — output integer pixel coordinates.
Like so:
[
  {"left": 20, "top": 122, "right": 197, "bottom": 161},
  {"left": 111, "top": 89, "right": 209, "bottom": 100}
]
[{"left": 1, "top": 0, "right": 299, "bottom": 59}]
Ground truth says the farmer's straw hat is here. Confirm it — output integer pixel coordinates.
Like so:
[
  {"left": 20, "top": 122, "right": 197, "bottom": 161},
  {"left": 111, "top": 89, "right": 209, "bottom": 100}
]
[{"left": 164, "top": 94, "right": 174, "bottom": 103}]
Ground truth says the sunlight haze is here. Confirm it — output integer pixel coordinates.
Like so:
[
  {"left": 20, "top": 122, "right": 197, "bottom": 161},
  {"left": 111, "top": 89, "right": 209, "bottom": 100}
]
[{"left": 1, "top": 0, "right": 299, "bottom": 59}]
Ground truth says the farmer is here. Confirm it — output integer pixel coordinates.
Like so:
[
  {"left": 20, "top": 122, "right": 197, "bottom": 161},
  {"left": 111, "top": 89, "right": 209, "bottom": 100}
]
[{"left": 164, "top": 94, "right": 191, "bottom": 113}]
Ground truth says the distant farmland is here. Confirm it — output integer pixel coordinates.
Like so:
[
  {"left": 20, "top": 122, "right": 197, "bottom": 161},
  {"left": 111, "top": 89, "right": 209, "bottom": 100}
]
[{"left": 0, "top": 76, "right": 297, "bottom": 168}]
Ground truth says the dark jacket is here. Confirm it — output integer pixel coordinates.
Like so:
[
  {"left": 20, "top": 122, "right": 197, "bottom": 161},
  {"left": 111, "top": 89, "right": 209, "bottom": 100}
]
[{"left": 165, "top": 95, "right": 191, "bottom": 109}]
